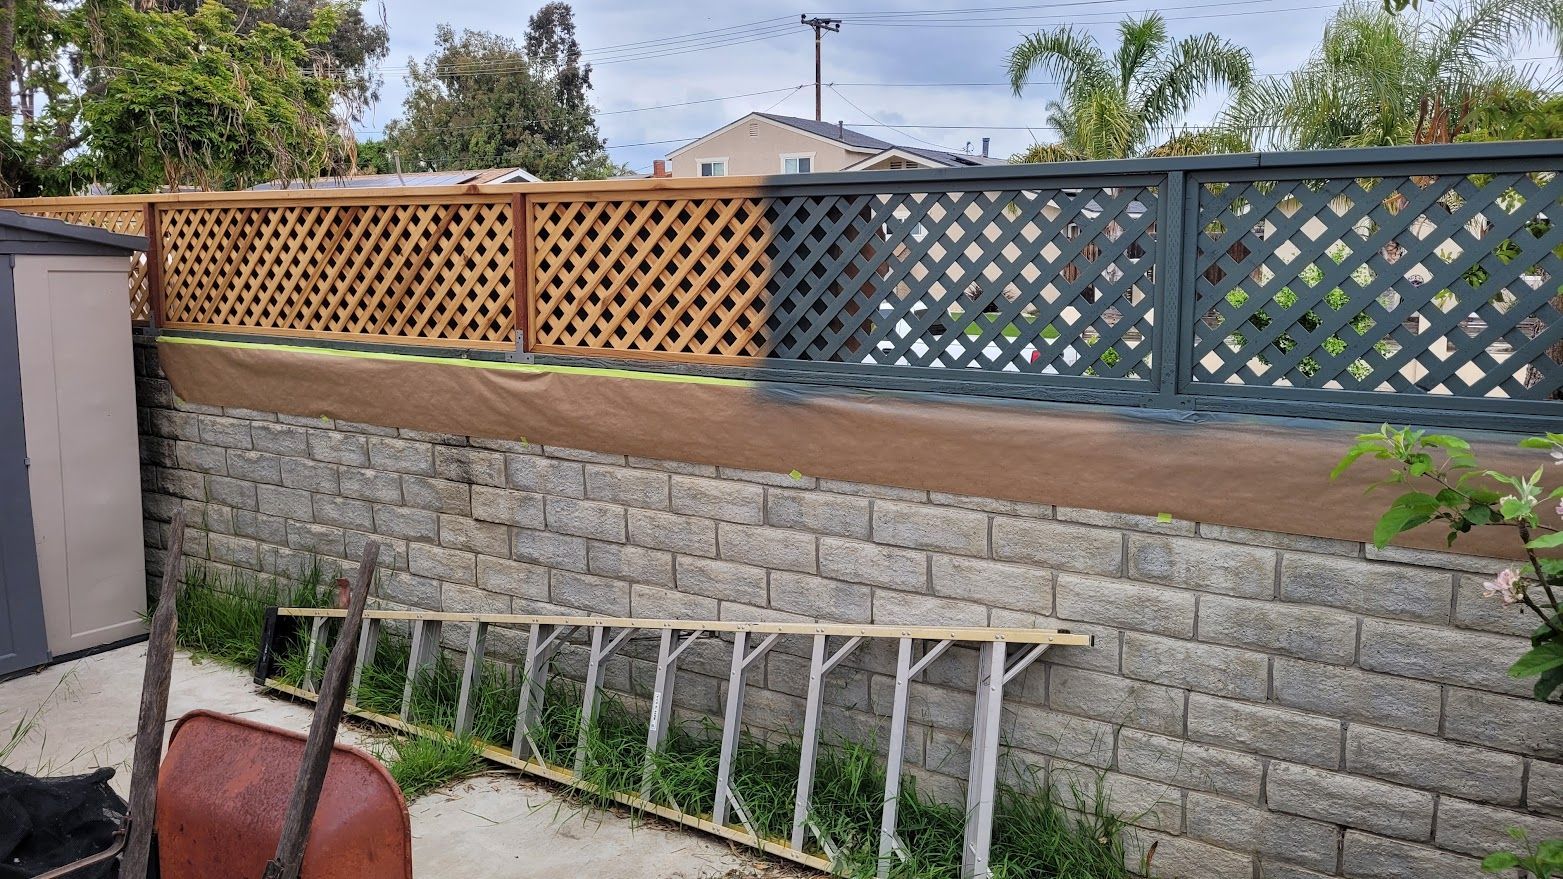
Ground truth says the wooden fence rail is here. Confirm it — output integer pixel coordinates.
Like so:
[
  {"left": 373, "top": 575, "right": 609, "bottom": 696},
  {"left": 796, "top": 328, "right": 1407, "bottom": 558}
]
[{"left": 8, "top": 140, "right": 1563, "bottom": 430}]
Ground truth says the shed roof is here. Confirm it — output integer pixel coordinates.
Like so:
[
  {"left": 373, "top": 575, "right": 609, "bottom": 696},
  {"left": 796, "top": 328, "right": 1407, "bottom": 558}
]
[{"left": 0, "top": 210, "right": 147, "bottom": 256}]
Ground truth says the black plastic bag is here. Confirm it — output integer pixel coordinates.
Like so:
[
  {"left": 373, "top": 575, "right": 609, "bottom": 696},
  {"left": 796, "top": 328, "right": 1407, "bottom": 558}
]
[{"left": 0, "top": 766, "right": 125, "bottom": 879}]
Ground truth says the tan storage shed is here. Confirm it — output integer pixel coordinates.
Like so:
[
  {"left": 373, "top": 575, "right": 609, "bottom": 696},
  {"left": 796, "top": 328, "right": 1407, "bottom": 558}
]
[{"left": 0, "top": 211, "right": 147, "bottom": 677}]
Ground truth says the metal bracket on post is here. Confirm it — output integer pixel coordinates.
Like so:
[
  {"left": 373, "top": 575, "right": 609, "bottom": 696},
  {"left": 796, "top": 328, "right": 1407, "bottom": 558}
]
[
  {"left": 515, "top": 623, "right": 576, "bottom": 763},
  {"left": 400, "top": 618, "right": 443, "bottom": 722},
  {"left": 505, "top": 329, "right": 535, "bottom": 364},
  {"left": 574, "top": 625, "right": 635, "bottom": 773}
]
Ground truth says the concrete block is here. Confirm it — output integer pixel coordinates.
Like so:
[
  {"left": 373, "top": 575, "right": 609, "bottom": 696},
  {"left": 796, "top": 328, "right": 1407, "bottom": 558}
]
[
  {"left": 373, "top": 505, "right": 439, "bottom": 543},
  {"left": 306, "top": 430, "right": 368, "bottom": 466},
  {"left": 280, "top": 457, "right": 337, "bottom": 494},
  {"left": 769, "top": 572, "right": 873, "bottom": 623},
  {"left": 1281, "top": 554, "right": 1453, "bottom": 623},
  {"left": 586, "top": 465, "right": 670, "bottom": 510},
  {"left": 927, "top": 492, "right": 1053, "bottom": 519},
  {"left": 627, "top": 509, "right": 717, "bottom": 558},
  {"left": 930, "top": 554, "right": 1052, "bottom": 615},
  {"left": 1271, "top": 658, "right": 1441, "bottom": 735},
  {"left": 470, "top": 486, "right": 545, "bottom": 529},
  {"left": 551, "top": 571, "right": 631, "bottom": 616},
  {"left": 507, "top": 455, "right": 585, "bottom": 497},
  {"left": 1346, "top": 725, "right": 1524, "bottom": 806},
  {"left": 175, "top": 441, "right": 227, "bottom": 475},
  {"left": 991, "top": 518, "right": 1122, "bottom": 576},
  {"left": 1055, "top": 573, "right": 1195, "bottom": 637},
  {"left": 1048, "top": 665, "right": 1185, "bottom": 736},
  {"left": 718, "top": 522, "right": 816, "bottom": 574},
  {"left": 510, "top": 528, "right": 589, "bottom": 573},
  {"left": 1127, "top": 534, "right": 1276, "bottom": 599},
  {"left": 476, "top": 556, "right": 549, "bottom": 602},
  {"left": 1058, "top": 507, "right": 1197, "bottom": 536},
  {"left": 1197, "top": 595, "right": 1358, "bottom": 664},
  {"left": 588, "top": 541, "right": 675, "bottom": 588},
  {"left": 312, "top": 495, "right": 374, "bottom": 531},
  {"left": 197, "top": 415, "right": 253, "bottom": 449},
  {"left": 401, "top": 476, "right": 472, "bottom": 516},
  {"left": 1187, "top": 693, "right": 1342, "bottom": 768},
  {"left": 408, "top": 543, "right": 476, "bottom": 586},
  {"left": 669, "top": 475, "right": 762, "bottom": 523},
  {"left": 1359, "top": 619, "right": 1531, "bottom": 696},
  {"left": 438, "top": 515, "right": 510, "bottom": 556},
  {"left": 255, "top": 484, "right": 310, "bottom": 520},
  {"left": 226, "top": 447, "right": 281, "bottom": 481},
  {"left": 285, "top": 521, "right": 345, "bottom": 558},
  {"left": 1443, "top": 687, "right": 1563, "bottom": 759},
  {"left": 1185, "top": 792, "right": 1340, "bottom": 874},
  {"left": 434, "top": 446, "right": 506, "bottom": 487},
  {"left": 1267, "top": 762, "right": 1434, "bottom": 840},
  {"left": 766, "top": 488, "right": 870, "bottom": 538},
  {"left": 546, "top": 496, "right": 627, "bottom": 542},
  {"left": 630, "top": 584, "right": 719, "bottom": 620},
  {"left": 368, "top": 436, "right": 434, "bottom": 475},
  {"left": 871, "top": 590, "right": 987, "bottom": 627},
  {"left": 1342, "top": 832, "right": 1484, "bottom": 879},
  {"left": 1122, "top": 633, "right": 1269, "bottom": 701},
  {"left": 872, "top": 501, "right": 989, "bottom": 556},
  {"left": 674, "top": 555, "right": 768, "bottom": 606},
  {"left": 818, "top": 538, "right": 927, "bottom": 591},
  {"left": 338, "top": 467, "right": 402, "bottom": 504}
]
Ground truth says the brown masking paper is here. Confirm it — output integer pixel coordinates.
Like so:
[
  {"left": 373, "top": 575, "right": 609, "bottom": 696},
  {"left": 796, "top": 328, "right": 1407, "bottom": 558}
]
[{"left": 158, "top": 338, "right": 1540, "bottom": 561}]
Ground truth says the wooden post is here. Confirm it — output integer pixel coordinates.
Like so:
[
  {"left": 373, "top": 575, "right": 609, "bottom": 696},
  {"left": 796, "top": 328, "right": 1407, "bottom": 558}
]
[
  {"left": 142, "top": 201, "right": 164, "bottom": 328},
  {"left": 261, "top": 540, "right": 381, "bottom": 879},
  {"left": 512, "top": 192, "right": 530, "bottom": 353},
  {"left": 120, "top": 506, "right": 186, "bottom": 879}
]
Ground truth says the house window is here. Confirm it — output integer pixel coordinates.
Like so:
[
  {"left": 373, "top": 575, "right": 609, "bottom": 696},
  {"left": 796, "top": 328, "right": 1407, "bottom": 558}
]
[
  {"left": 699, "top": 159, "right": 727, "bottom": 177},
  {"left": 781, "top": 154, "right": 814, "bottom": 174}
]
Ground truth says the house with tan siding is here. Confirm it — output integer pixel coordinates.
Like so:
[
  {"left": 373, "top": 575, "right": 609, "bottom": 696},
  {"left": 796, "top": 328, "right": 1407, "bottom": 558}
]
[{"left": 664, "top": 112, "right": 1005, "bottom": 177}]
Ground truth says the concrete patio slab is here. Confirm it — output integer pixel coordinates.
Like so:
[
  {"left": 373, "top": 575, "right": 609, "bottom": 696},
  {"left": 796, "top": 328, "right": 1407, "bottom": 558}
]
[{"left": 0, "top": 644, "right": 804, "bottom": 879}]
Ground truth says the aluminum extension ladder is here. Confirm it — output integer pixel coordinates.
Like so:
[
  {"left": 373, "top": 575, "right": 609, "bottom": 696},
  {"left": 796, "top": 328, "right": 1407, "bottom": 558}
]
[{"left": 257, "top": 608, "right": 1091, "bottom": 879}]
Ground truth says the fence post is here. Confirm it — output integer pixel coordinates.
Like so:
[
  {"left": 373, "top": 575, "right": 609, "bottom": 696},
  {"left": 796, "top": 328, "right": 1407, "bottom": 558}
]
[
  {"left": 512, "top": 192, "right": 530, "bottom": 355},
  {"left": 143, "top": 201, "right": 164, "bottom": 329},
  {"left": 1153, "top": 171, "right": 1189, "bottom": 410}
]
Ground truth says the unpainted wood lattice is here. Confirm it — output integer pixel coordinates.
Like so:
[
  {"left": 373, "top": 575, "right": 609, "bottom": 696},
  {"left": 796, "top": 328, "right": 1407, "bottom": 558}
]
[
  {"left": 159, "top": 200, "right": 515, "bottom": 345},
  {"left": 18, "top": 206, "right": 151, "bottom": 322},
  {"left": 1192, "top": 170, "right": 1563, "bottom": 399},
  {"left": 530, "top": 186, "right": 1159, "bottom": 378}
]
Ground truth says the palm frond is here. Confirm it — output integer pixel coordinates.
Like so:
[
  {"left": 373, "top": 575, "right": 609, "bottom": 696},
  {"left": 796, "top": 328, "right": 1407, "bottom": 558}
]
[
  {"left": 1006, "top": 27, "right": 1113, "bottom": 97},
  {"left": 1112, "top": 13, "right": 1168, "bottom": 96}
]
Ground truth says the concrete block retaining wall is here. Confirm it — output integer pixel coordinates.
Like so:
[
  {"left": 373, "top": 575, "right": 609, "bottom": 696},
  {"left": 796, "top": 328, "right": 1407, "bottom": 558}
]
[{"left": 134, "top": 340, "right": 1563, "bottom": 879}]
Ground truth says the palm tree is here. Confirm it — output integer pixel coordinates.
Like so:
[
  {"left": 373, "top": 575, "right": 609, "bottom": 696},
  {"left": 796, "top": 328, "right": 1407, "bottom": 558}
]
[
  {"left": 1224, "top": 0, "right": 1563, "bottom": 149},
  {"left": 1005, "top": 14, "right": 1253, "bottom": 161}
]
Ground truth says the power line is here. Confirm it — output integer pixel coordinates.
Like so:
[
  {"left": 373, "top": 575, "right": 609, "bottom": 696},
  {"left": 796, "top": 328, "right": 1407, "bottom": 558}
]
[
  {"left": 352, "top": 85, "right": 807, "bottom": 136},
  {"left": 828, "top": 85, "right": 953, "bottom": 149}
]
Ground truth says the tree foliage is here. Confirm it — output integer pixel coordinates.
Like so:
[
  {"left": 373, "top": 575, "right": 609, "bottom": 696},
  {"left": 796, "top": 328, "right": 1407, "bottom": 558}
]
[
  {"left": 1223, "top": 0, "right": 1563, "bottom": 149},
  {"left": 383, "top": 4, "right": 614, "bottom": 180},
  {"left": 1005, "top": 13, "right": 1252, "bottom": 161},
  {"left": 2, "top": 0, "right": 360, "bottom": 195}
]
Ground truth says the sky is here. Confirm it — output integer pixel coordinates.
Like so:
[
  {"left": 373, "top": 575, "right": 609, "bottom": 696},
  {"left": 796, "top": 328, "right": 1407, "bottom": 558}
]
[{"left": 348, "top": 0, "right": 1563, "bottom": 174}]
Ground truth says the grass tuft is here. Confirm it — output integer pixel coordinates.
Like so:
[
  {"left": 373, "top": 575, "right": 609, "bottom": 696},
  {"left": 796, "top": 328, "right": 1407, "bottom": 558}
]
[{"left": 170, "top": 560, "right": 338, "bottom": 670}]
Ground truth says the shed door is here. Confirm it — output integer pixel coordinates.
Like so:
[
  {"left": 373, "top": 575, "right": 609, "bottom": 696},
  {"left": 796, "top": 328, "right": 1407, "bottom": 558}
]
[
  {"left": 0, "top": 258, "right": 49, "bottom": 676},
  {"left": 13, "top": 255, "right": 146, "bottom": 658}
]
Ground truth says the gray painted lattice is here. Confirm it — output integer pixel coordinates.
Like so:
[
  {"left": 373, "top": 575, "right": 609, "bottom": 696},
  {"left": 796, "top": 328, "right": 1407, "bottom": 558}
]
[
  {"left": 761, "top": 185, "right": 1160, "bottom": 379},
  {"left": 1191, "top": 169, "right": 1563, "bottom": 399}
]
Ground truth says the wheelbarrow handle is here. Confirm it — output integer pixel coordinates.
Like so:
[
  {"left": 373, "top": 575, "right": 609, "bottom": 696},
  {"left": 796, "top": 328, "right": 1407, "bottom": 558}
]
[{"left": 28, "top": 826, "right": 128, "bottom": 879}]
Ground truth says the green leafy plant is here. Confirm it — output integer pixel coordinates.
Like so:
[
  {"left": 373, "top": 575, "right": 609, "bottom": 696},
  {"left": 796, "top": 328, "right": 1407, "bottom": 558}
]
[
  {"left": 1335, "top": 426, "right": 1563, "bottom": 699},
  {"left": 1484, "top": 829, "right": 1563, "bottom": 878},
  {"left": 1336, "top": 427, "right": 1562, "bottom": 874}
]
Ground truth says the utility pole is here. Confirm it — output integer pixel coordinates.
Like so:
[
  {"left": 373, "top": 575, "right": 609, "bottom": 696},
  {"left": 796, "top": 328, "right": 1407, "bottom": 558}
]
[{"left": 800, "top": 15, "right": 842, "bottom": 122}]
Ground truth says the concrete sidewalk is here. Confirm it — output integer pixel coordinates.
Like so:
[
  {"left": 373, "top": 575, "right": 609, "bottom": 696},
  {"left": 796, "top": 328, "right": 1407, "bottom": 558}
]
[{"left": 0, "top": 644, "right": 800, "bottom": 879}]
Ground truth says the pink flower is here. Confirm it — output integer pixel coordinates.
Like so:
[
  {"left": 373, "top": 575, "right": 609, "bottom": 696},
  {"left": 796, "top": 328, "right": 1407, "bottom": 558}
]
[{"left": 1482, "top": 568, "right": 1526, "bottom": 605}]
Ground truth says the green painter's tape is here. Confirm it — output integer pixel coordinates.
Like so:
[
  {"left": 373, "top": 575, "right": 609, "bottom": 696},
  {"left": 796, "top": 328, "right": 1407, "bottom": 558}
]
[{"left": 158, "top": 335, "right": 756, "bottom": 388}]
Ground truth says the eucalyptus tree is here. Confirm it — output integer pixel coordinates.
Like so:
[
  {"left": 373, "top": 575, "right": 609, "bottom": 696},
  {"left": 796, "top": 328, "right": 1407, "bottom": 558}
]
[
  {"left": 1005, "top": 13, "right": 1253, "bottom": 161},
  {"left": 1223, "top": 0, "right": 1563, "bottom": 148}
]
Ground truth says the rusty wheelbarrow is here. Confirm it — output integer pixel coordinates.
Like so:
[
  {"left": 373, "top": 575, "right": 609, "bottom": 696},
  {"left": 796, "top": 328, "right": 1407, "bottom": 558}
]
[{"left": 27, "top": 530, "right": 407, "bottom": 879}]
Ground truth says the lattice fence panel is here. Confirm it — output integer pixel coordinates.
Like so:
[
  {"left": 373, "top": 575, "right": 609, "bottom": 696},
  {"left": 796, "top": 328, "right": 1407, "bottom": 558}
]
[
  {"left": 159, "top": 200, "right": 515, "bottom": 345},
  {"left": 19, "top": 206, "right": 151, "bottom": 322},
  {"left": 1192, "top": 169, "right": 1563, "bottom": 399},
  {"left": 532, "top": 184, "right": 1160, "bottom": 379}
]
